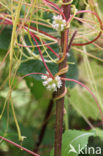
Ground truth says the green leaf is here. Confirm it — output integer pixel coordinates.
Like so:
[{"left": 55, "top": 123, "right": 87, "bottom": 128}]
[
  {"left": 0, "top": 28, "right": 12, "bottom": 62},
  {"left": 69, "top": 86, "right": 101, "bottom": 120},
  {"left": 50, "top": 130, "right": 95, "bottom": 156},
  {"left": 69, "top": 60, "right": 103, "bottom": 121},
  {"left": 24, "top": 77, "right": 46, "bottom": 100},
  {"left": 95, "top": 128, "right": 103, "bottom": 140},
  {"left": 0, "top": 28, "right": 12, "bottom": 50}
]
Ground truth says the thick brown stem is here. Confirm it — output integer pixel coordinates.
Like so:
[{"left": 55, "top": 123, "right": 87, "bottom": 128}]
[{"left": 54, "top": 1, "right": 71, "bottom": 156}]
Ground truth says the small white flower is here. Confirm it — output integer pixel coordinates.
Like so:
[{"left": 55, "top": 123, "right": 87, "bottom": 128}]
[
  {"left": 58, "top": 15, "right": 62, "bottom": 20},
  {"left": 63, "top": 19, "right": 66, "bottom": 23},
  {"left": 61, "top": 24, "right": 64, "bottom": 31},
  {"left": 53, "top": 15, "right": 57, "bottom": 20},
  {"left": 41, "top": 74, "right": 62, "bottom": 92},
  {"left": 55, "top": 76, "right": 60, "bottom": 81},
  {"left": 47, "top": 78, "right": 53, "bottom": 82},
  {"left": 57, "top": 80, "right": 62, "bottom": 88},
  {"left": 52, "top": 15, "right": 66, "bottom": 31},
  {"left": 52, "top": 83, "right": 56, "bottom": 89},
  {"left": 43, "top": 81, "right": 48, "bottom": 86}
]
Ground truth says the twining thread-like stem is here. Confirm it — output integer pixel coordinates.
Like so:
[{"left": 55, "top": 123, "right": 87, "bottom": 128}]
[
  {"left": 0, "top": 136, "right": 40, "bottom": 156},
  {"left": 10, "top": 99, "right": 22, "bottom": 142},
  {"left": 9, "top": 0, "right": 23, "bottom": 141},
  {"left": 9, "top": 0, "right": 23, "bottom": 70},
  {"left": 54, "top": 1, "right": 71, "bottom": 156}
]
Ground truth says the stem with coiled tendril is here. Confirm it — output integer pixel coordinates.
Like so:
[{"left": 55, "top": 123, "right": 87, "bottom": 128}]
[{"left": 54, "top": 1, "right": 71, "bottom": 156}]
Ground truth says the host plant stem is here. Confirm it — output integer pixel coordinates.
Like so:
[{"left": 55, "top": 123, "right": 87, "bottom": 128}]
[{"left": 54, "top": 1, "right": 71, "bottom": 156}]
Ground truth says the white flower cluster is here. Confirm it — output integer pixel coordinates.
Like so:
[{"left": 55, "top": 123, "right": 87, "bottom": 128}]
[
  {"left": 41, "top": 74, "right": 62, "bottom": 91},
  {"left": 52, "top": 15, "right": 66, "bottom": 31}
]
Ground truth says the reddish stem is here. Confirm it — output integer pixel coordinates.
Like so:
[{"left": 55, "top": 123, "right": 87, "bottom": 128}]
[
  {"left": 43, "top": 0, "right": 66, "bottom": 20},
  {"left": 0, "top": 136, "right": 40, "bottom": 156},
  {"left": 69, "top": 10, "right": 103, "bottom": 46},
  {"left": 72, "top": 31, "right": 102, "bottom": 46},
  {"left": 21, "top": 72, "right": 49, "bottom": 79},
  {"left": 27, "top": 30, "right": 54, "bottom": 78}
]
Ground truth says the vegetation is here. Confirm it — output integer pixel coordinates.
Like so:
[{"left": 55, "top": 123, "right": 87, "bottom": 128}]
[{"left": 0, "top": 0, "right": 103, "bottom": 156}]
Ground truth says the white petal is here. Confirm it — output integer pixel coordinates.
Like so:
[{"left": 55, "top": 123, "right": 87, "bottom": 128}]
[
  {"left": 61, "top": 24, "right": 64, "bottom": 31},
  {"left": 52, "top": 83, "right": 56, "bottom": 89},
  {"left": 55, "top": 76, "right": 60, "bottom": 81},
  {"left": 43, "top": 81, "right": 48, "bottom": 86},
  {"left": 58, "top": 15, "right": 62, "bottom": 20},
  {"left": 57, "top": 81, "right": 62, "bottom": 88},
  {"left": 47, "top": 78, "right": 53, "bottom": 83},
  {"left": 53, "top": 15, "right": 57, "bottom": 20},
  {"left": 62, "top": 20, "right": 65, "bottom": 23}
]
